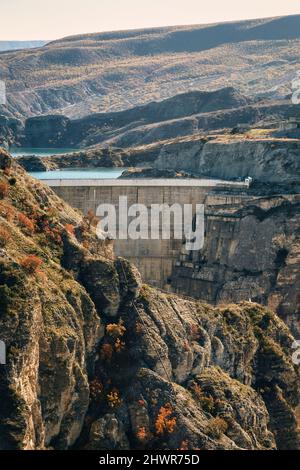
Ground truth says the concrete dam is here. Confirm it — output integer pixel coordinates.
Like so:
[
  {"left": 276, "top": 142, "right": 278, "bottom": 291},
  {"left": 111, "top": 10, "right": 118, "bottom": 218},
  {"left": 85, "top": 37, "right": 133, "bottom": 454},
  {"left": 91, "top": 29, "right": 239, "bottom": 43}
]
[{"left": 46, "top": 178, "right": 251, "bottom": 289}]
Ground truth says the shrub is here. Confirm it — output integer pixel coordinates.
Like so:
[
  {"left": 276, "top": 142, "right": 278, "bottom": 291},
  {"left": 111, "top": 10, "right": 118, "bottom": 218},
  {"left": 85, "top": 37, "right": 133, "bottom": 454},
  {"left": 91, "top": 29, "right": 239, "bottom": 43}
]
[
  {"left": 0, "top": 182, "right": 9, "bottom": 199},
  {"left": 155, "top": 404, "right": 177, "bottom": 435},
  {"left": 100, "top": 343, "right": 113, "bottom": 361},
  {"left": 18, "top": 213, "right": 35, "bottom": 234},
  {"left": 178, "top": 440, "right": 189, "bottom": 450},
  {"left": 0, "top": 203, "right": 14, "bottom": 222},
  {"left": 136, "top": 427, "right": 147, "bottom": 442},
  {"left": 0, "top": 226, "right": 10, "bottom": 247},
  {"left": 89, "top": 378, "right": 103, "bottom": 402},
  {"left": 190, "top": 382, "right": 215, "bottom": 413},
  {"left": 65, "top": 223, "right": 75, "bottom": 235},
  {"left": 135, "top": 321, "right": 143, "bottom": 334},
  {"left": 114, "top": 338, "right": 125, "bottom": 353},
  {"left": 0, "top": 285, "right": 11, "bottom": 314},
  {"left": 20, "top": 255, "right": 43, "bottom": 274},
  {"left": 85, "top": 208, "right": 97, "bottom": 228},
  {"left": 206, "top": 417, "right": 228, "bottom": 439},
  {"left": 107, "top": 389, "right": 122, "bottom": 408},
  {"left": 106, "top": 319, "right": 126, "bottom": 338},
  {"left": 48, "top": 227, "right": 62, "bottom": 245},
  {"left": 8, "top": 177, "right": 17, "bottom": 186},
  {"left": 190, "top": 323, "right": 201, "bottom": 341}
]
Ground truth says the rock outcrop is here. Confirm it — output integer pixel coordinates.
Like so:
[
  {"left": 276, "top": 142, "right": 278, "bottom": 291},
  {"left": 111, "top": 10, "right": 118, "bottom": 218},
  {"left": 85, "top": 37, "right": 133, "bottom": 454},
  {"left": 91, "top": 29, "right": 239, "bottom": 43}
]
[
  {"left": 172, "top": 192, "right": 300, "bottom": 338},
  {"left": 17, "top": 130, "right": 300, "bottom": 186},
  {"left": 0, "top": 151, "right": 299, "bottom": 450},
  {"left": 154, "top": 135, "right": 300, "bottom": 184}
]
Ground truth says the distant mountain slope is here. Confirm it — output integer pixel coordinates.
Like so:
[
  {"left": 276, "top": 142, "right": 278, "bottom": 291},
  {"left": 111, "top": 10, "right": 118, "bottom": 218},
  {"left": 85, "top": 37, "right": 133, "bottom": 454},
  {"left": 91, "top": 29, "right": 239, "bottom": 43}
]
[
  {"left": 23, "top": 87, "right": 251, "bottom": 146},
  {"left": 0, "top": 15, "right": 300, "bottom": 118},
  {"left": 0, "top": 41, "right": 47, "bottom": 52},
  {"left": 20, "top": 87, "right": 300, "bottom": 150}
]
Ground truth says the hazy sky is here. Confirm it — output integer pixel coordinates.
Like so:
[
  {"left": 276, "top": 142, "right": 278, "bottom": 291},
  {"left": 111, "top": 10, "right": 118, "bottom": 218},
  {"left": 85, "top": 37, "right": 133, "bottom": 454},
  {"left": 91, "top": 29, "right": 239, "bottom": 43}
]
[{"left": 1, "top": 0, "right": 300, "bottom": 40}]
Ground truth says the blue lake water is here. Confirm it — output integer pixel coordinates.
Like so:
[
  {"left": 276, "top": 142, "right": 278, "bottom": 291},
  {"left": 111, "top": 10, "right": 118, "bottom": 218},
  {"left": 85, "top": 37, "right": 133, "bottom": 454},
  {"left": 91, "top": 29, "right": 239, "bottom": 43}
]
[
  {"left": 30, "top": 168, "right": 125, "bottom": 180},
  {"left": 10, "top": 147, "right": 77, "bottom": 157}
]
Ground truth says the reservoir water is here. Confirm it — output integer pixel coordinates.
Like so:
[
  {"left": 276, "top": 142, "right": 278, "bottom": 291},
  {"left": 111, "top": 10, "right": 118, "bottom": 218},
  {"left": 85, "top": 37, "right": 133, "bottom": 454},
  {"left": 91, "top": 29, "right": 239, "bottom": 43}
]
[
  {"left": 29, "top": 168, "right": 125, "bottom": 180},
  {"left": 10, "top": 148, "right": 125, "bottom": 179}
]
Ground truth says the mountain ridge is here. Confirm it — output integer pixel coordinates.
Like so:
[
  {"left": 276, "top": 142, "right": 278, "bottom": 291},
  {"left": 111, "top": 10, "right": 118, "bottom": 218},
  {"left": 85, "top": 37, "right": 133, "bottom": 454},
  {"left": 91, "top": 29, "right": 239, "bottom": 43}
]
[{"left": 1, "top": 14, "right": 300, "bottom": 119}]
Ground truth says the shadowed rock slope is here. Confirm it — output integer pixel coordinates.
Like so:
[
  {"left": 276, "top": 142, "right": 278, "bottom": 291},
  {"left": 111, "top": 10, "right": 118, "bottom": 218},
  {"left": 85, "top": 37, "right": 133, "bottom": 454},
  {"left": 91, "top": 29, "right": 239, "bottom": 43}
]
[{"left": 0, "top": 149, "right": 299, "bottom": 450}]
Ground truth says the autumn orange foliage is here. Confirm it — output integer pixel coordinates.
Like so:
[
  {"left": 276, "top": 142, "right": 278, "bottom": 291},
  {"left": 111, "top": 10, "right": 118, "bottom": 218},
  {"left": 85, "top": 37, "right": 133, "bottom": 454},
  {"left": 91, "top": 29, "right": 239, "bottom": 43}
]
[
  {"left": 155, "top": 403, "right": 177, "bottom": 435},
  {"left": 65, "top": 223, "right": 75, "bottom": 235},
  {"left": 136, "top": 427, "right": 147, "bottom": 441},
  {"left": 190, "top": 323, "right": 201, "bottom": 341},
  {"left": 107, "top": 389, "right": 122, "bottom": 408},
  {"left": 18, "top": 213, "right": 35, "bottom": 233},
  {"left": 0, "top": 182, "right": 9, "bottom": 199},
  {"left": 106, "top": 319, "right": 126, "bottom": 338},
  {"left": 114, "top": 338, "right": 125, "bottom": 353},
  {"left": 20, "top": 255, "right": 43, "bottom": 274},
  {"left": 179, "top": 440, "right": 189, "bottom": 450}
]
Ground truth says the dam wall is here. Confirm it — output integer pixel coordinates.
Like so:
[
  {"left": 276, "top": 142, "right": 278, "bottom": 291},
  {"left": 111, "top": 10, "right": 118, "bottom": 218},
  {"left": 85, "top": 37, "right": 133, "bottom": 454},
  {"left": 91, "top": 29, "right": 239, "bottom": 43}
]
[{"left": 47, "top": 178, "right": 250, "bottom": 288}]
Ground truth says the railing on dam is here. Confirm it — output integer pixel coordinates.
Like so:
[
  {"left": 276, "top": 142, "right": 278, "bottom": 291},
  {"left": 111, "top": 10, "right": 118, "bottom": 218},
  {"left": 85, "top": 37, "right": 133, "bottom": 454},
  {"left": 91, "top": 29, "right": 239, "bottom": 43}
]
[{"left": 45, "top": 178, "right": 250, "bottom": 188}]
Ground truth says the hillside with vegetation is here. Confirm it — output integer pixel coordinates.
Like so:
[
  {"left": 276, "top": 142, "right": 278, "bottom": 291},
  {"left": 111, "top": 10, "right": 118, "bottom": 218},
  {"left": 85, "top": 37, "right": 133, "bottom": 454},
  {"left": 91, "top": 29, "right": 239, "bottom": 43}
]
[
  {"left": 0, "top": 148, "right": 299, "bottom": 450},
  {"left": 1, "top": 15, "right": 300, "bottom": 119}
]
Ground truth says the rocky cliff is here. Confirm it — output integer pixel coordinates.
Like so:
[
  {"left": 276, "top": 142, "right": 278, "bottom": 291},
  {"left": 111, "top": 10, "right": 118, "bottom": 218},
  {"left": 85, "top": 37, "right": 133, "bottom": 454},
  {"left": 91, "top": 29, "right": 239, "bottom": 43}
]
[
  {"left": 171, "top": 192, "right": 300, "bottom": 338},
  {"left": 154, "top": 134, "right": 300, "bottom": 184},
  {"left": 0, "top": 149, "right": 299, "bottom": 450}
]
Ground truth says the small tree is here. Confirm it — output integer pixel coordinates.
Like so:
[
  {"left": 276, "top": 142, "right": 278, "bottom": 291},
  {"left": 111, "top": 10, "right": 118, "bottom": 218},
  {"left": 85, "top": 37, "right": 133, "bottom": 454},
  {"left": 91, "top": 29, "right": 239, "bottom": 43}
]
[
  {"left": 0, "top": 182, "right": 9, "bottom": 199},
  {"left": 155, "top": 403, "right": 177, "bottom": 435},
  {"left": 65, "top": 223, "right": 75, "bottom": 235},
  {"left": 20, "top": 255, "right": 43, "bottom": 274},
  {"left": 206, "top": 417, "right": 228, "bottom": 439},
  {"left": 107, "top": 389, "right": 122, "bottom": 408},
  {"left": 18, "top": 213, "right": 35, "bottom": 234},
  {"left": 106, "top": 319, "right": 126, "bottom": 338}
]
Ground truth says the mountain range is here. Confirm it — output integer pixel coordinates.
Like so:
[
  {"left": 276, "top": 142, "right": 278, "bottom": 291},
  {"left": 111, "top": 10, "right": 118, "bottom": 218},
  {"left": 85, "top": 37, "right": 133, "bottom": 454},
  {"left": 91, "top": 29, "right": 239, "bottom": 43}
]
[{"left": 1, "top": 15, "right": 300, "bottom": 119}]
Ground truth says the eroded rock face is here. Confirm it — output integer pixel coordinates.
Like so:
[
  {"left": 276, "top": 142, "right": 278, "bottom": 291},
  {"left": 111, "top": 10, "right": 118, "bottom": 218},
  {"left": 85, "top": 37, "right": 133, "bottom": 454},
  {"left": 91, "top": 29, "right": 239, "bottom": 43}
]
[
  {"left": 155, "top": 136, "right": 300, "bottom": 184},
  {"left": 0, "top": 258, "right": 102, "bottom": 450},
  {"left": 80, "top": 289, "right": 300, "bottom": 450},
  {"left": 0, "top": 159, "right": 104, "bottom": 449},
  {"left": 172, "top": 194, "right": 300, "bottom": 337}
]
